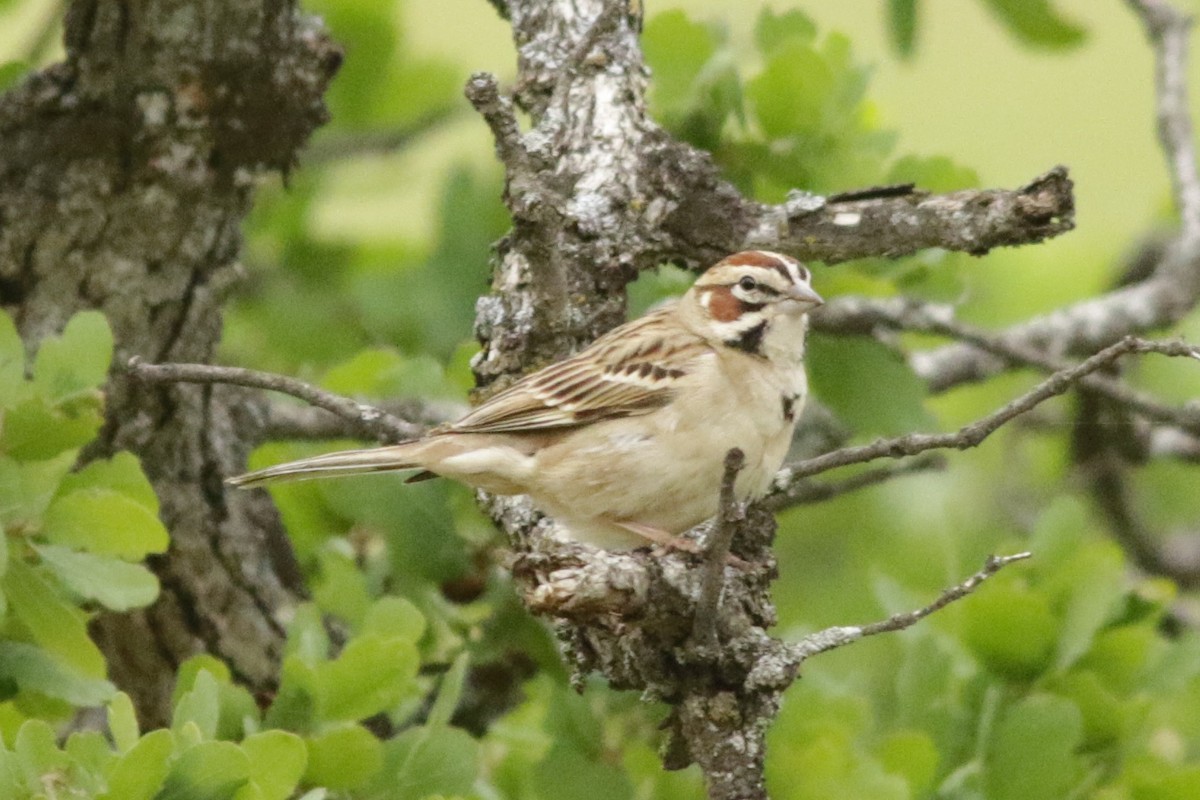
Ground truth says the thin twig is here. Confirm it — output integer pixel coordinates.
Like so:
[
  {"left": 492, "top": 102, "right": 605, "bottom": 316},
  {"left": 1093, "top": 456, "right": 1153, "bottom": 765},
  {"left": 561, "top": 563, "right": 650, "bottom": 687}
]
[
  {"left": 781, "top": 337, "right": 1200, "bottom": 482},
  {"left": 259, "top": 397, "right": 456, "bottom": 443},
  {"left": 126, "top": 357, "right": 422, "bottom": 443},
  {"left": 1127, "top": 0, "right": 1200, "bottom": 240},
  {"left": 765, "top": 453, "right": 946, "bottom": 511},
  {"left": 789, "top": 552, "right": 1032, "bottom": 662},
  {"left": 818, "top": 296, "right": 1200, "bottom": 434},
  {"left": 692, "top": 449, "right": 746, "bottom": 648},
  {"left": 909, "top": 3, "right": 1200, "bottom": 392}
]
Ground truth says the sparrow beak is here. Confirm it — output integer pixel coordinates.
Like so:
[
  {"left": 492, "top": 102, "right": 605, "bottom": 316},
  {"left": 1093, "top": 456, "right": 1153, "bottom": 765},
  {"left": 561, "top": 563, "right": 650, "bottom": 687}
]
[{"left": 786, "top": 284, "right": 824, "bottom": 308}]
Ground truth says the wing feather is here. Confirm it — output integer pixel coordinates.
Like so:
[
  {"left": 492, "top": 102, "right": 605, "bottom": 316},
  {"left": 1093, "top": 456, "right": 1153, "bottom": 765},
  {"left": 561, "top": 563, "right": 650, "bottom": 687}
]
[{"left": 447, "top": 304, "right": 705, "bottom": 434}]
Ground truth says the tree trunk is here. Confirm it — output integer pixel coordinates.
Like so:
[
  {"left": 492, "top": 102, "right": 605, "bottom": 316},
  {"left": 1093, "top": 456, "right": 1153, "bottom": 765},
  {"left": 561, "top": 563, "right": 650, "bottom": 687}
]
[{"left": 0, "top": 0, "right": 338, "bottom": 724}]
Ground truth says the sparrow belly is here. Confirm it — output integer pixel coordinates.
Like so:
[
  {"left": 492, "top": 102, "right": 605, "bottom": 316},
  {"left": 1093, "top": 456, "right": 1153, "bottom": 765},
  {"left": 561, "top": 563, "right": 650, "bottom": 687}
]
[{"left": 531, "top": 368, "right": 800, "bottom": 549}]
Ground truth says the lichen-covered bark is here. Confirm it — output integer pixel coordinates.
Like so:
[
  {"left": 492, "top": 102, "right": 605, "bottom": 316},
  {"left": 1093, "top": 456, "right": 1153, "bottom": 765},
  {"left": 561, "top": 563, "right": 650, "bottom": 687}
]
[{"left": 0, "top": 0, "right": 338, "bottom": 723}]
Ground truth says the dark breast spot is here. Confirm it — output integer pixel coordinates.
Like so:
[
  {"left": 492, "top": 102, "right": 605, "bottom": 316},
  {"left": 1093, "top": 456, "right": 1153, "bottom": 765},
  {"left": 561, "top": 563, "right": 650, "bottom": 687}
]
[
  {"left": 781, "top": 392, "right": 798, "bottom": 422},
  {"left": 726, "top": 320, "right": 768, "bottom": 356}
]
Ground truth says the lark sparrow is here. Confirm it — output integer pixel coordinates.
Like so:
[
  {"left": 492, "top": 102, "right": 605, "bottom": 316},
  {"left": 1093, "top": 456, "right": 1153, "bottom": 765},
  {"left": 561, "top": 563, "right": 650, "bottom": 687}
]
[{"left": 229, "top": 251, "right": 823, "bottom": 550}]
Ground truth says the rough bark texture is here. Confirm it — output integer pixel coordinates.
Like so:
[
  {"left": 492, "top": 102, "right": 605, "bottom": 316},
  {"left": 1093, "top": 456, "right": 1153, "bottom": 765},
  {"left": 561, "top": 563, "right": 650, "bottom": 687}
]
[{"left": 0, "top": 0, "right": 339, "bottom": 723}]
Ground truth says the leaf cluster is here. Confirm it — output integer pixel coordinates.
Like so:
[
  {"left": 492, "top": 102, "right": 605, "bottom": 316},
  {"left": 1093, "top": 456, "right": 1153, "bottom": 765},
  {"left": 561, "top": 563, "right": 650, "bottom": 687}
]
[{"left": 0, "top": 311, "right": 166, "bottom": 721}]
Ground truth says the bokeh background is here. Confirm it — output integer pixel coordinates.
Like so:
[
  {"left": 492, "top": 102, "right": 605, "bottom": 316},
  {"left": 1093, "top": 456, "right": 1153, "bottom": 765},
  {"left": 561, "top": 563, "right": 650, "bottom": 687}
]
[{"left": 3, "top": 1, "right": 1200, "bottom": 798}]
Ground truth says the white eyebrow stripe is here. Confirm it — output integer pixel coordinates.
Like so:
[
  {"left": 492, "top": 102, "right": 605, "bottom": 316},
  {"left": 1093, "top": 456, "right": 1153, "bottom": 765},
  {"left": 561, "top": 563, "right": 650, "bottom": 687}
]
[{"left": 757, "top": 249, "right": 803, "bottom": 286}]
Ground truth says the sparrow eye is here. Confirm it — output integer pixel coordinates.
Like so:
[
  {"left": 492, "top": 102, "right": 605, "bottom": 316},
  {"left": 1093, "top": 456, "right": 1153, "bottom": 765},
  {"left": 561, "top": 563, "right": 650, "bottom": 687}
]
[{"left": 737, "top": 276, "right": 758, "bottom": 292}]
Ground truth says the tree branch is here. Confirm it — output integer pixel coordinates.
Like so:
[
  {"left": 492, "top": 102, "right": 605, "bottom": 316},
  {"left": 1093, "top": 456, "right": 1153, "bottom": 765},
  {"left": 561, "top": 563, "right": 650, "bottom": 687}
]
[
  {"left": 777, "top": 337, "right": 1200, "bottom": 484},
  {"left": 911, "top": 0, "right": 1200, "bottom": 391},
  {"left": 1127, "top": 0, "right": 1200, "bottom": 239},
  {"left": 692, "top": 448, "right": 746, "bottom": 648},
  {"left": 126, "top": 358, "right": 422, "bottom": 443},
  {"left": 815, "top": 296, "right": 1200, "bottom": 434},
  {"left": 743, "top": 166, "right": 1074, "bottom": 264},
  {"left": 258, "top": 397, "right": 457, "bottom": 443},
  {"left": 788, "top": 552, "right": 1031, "bottom": 662},
  {"left": 765, "top": 453, "right": 946, "bottom": 511}
]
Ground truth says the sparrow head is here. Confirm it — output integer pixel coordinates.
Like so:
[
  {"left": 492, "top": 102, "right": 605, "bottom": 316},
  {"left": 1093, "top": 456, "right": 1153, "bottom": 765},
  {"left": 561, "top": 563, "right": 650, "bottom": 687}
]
[{"left": 685, "top": 250, "right": 823, "bottom": 356}]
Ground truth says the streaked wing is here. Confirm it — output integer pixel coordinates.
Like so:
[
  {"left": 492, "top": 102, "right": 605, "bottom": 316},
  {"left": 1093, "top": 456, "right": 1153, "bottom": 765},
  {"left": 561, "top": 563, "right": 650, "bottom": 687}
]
[{"left": 448, "top": 304, "right": 705, "bottom": 434}]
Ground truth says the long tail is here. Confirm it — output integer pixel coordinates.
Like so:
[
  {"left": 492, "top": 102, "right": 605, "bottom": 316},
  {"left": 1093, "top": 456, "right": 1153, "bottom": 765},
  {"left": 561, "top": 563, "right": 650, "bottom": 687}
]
[{"left": 227, "top": 443, "right": 424, "bottom": 488}]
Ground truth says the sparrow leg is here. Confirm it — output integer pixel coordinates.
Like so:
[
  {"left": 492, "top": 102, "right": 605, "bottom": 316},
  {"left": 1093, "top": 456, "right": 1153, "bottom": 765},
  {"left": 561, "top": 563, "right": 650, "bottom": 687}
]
[{"left": 611, "top": 520, "right": 750, "bottom": 569}]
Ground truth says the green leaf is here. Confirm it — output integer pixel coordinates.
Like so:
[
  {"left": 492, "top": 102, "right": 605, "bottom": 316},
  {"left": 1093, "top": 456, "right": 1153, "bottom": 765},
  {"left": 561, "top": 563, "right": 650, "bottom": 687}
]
[
  {"left": 1077, "top": 624, "right": 1157, "bottom": 693},
  {"left": 42, "top": 488, "right": 169, "bottom": 559},
  {"left": 172, "top": 670, "right": 221, "bottom": 741},
  {"left": 14, "top": 719, "right": 69, "bottom": 790},
  {"left": 157, "top": 740, "right": 251, "bottom": 800},
  {"left": 0, "top": 310, "right": 24, "bottom": 408},
  {"left": 361, "top": 596, "right": 426, "bottom": 643},
  {"left": 1, "top": 397, "right": 104, "bottom": 461},
  {"left": 1053, "top": 544, "right": 1125, "bottom": 671},
  {"left": 642, "top": 11, "right": 720, "bottom": 116},
  {"left": 754, "top": 7, "right": 817, "bottom": 55},
  {"left": 312, "top": 550, "right": 372, "bottom": 627},
  {"left": 100, "top": 729, "right": 174, "bottom": 800},
  {"left": 32, "top": 311, "right": 113, "bottom": 404},
  {"left": 58, "top": 452, "right": 160, "bottom": 514},
  {"left": 315, "top": 634, "right": 419, "bottom": 722},
  {"left": 283, "top": 602, "right": 331, "bottom": 665},
  {"left": 746, "top": 38, "right": 830, "bottom": 140},
  {"left": 36, "top": 545, "right": 160, "bottom": 611},
  {"left": 1028, "top": 498, "right": 1127, "bottom": 670},
  {"left": 173, "top": 656, "right": 233, "bottom": 703},
  {"left": 878, "top": 730, "right": 938, "bottom": 794},
  {"left": 979, "top": 0, "right": 1086, "bottom": 49},
  {"left": 985, "top": 694, "right": 1083, "bottom": 800},
  {"left": 241, "top": 731, "right": 307, "bottom": 800},
  {"left": 427, "top": 653, "right": 468, "bottom": 730},
  {"left": 108, "top": 692, "right": 141, "bottom": 753},
  {"left": 806, "top": 335, "right": 932, "bottom": 435},
  {"left": 0, "top": 451, "right": 75, "bottom": 528},
  {"left": 371, "top": 725, "right": 480, "bottom": 800},
  {"left": 65, "top": 729, "right": 113, "bottom": 791},
  {"left": 962, "top": 579, "right": 1058, "bottom": 680},
  {"left": 887, "top": 0, "right": 918, "bottom": 57},
  {"left": 0, "top": 641, "right": 115, "bottom": 706},
  {"left": 3, "top": 558, "right": 107, "bottom": 676},
  {"left": 1048, "top": 670, "right": 1127, "bottom": 749},
  {"left": 303, "top": 724, "right": 383, "bottom": 790},
  {"left": 265, "top": 656, "right": 318, "bottom": 733}
]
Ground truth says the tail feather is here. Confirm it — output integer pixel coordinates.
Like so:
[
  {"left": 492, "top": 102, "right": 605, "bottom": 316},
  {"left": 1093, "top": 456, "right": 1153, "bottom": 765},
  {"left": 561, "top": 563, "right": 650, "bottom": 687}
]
[{"left": 227, "top": 444, "right": 424, "bottom": 488}]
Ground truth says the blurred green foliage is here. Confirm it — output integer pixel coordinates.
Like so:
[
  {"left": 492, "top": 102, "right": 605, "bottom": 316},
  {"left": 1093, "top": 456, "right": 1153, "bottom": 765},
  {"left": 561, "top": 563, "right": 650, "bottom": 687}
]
[{"left": 1, "top": 0, "right": 1199, "bottom": 798}]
